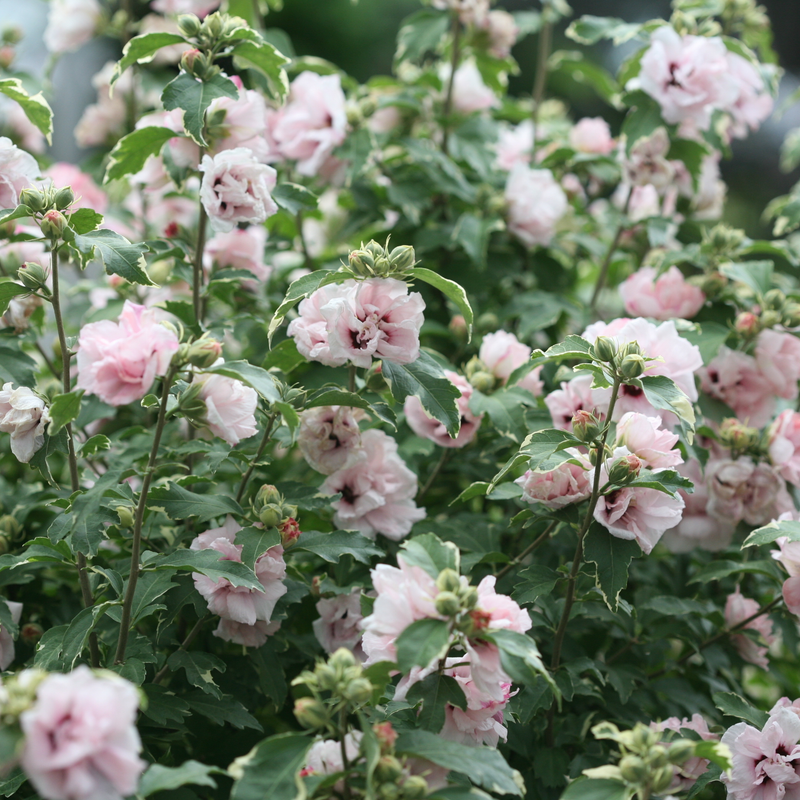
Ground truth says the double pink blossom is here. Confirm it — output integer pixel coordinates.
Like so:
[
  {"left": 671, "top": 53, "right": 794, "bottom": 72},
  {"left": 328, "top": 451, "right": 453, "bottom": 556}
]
[
  {"left": 20, "top": 666, "right": 146, "bottom": 800},
  {"left": 207, "top": 78, "right": 271, "bottom": 162},
  {"left": 769, "top": 411, "right": 800, "bottom": 487},
  {"left": 76, "top": 301, "right": 180, "bottom": 406},
  {"left": 771, "top": 525, "right": 800, "bottom": 616},
  {"left": 321, "top": 429, "right": 425, "bottom": 541},
  {"left": 479, "top": 330, "right": 543, "bottom": 395},
  {"left": 313, "top": 589, "right": 365, "bottom": 659},
  {"left": 0, "top": 136, "right": 39, "bottom": 208},
  {"left": 215, "top": 618, "right": 280, "bottom": 648},
  {"left": 505, "top": 165, "right": 568, "bottom": 248},
  {"left": 405, "top": 371, "right": 482, "bottom": 448},
  {"left": 615, "top": 412, "right": 682, "bottom": 469},
  {"left": 755, "top": 330, "right": 800, "bottom": 401},
  {"left": 495, "top": 120, "right": 534, "bottom": 171},
  {"left": 44, "top": 0, "right": 102, "bottom": 54},
  {"left": 516, "top": 450, "right": 591, "bottom": 510},
  {"left": 0, "top": 383, "right": 50, "bottom": 463},
  {"left": 446, "top": 62, "right": 499, "bottom": 115},
  {"left": 569, "top": 117, "right": 615, "bottom": 155},
  {"left": 706, "top": 457, "right": 790, "bottom": 527},
  {"left": 619, "top": 266, "right": 705, "bottom": 321},
  {"left": 205, "top": 225, "right": 270, "bottom": 284},
  {"left": 724, "top": 588, "right": 776, "bottom": 669},
  {"left": 287, "top": 283, "right": 352, "bottom": 367},
  {"left": 298, "top": 405, "right": 363, "bottom": 474},
  {"left": 484, "top": 10, "right": 519, "bottom": 59},
  {"left": 727, "top": 52, "right": 774, "bottom": 139}
]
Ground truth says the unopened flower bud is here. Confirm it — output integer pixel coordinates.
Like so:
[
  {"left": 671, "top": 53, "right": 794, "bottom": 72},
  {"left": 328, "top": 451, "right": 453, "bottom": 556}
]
[
  {"left": 349, "top": 249, "right": 375, "bottom": 277},
  {"left": 699, "top": 271, "right": 728, "bottom": 297},
  {"left": 618, "top": 341, "right": 642, "bottom": 359},
  {"left": 435, "top": 591, "right": 461, "bottom": 617},
  {"left": 402, "top": 776, "right": 429, "bottom": 800},
  {"left": 364, "top": 240, "right": 385, "bottom": 260},
  {"left": 707, "top": 223, "right": 745, "bottom": 253},
  {"left": 0, "top": 535, "right": 9, "bottom": 556},
  {"left": 719, "top": 418, "right": 759, "bottom": 452},
  {"left": 572, "top": 409, "right": 601, "bottom": 443},
  {"left": 279, "top": 517, "right": 301, "bottom": 546},
  {"left": 20, "top": 623, "right": 43, "bottom": 646},
  {"left": 177, "top": 13, "right": 201, "bottom": 37},
  {"left": 202, "top": 12, "right": 224, "bottom": 38},
  {"left": 255, "top": 484, "right": 281, "bottom": 507},
  {"left": 449, "top": 314, "right": 468, "bottom": 340},
  {"left": 630, "top": 723, "right": 658, "bottom": 751},
  {"left": 19, "top": 187, "right": 49, "bottom": 213},
  {"left": 380, "top": 783, "right": 402, "bottom": 800},
  {"left": 329, "top": 647, "right": 358, "bottom": 673},
  {"left": 373, "top": 722, "right": 397, "bottom": 752},
  {"left": 647, "top": 744, "right": 668, "bottom": 769},
  {"left": 783, "top": 303, "right": 800, "bottom": 328},
  {"left": 734, "top": 311, "right": 760, "bottom": 337},
  {"left": 116, "top": 506, "right": 135, "bottom": 529},
  {"left": 0, "top": 515, "right": 21, "bottom": 539},
  {"left": 293, "top": 697, "right": 328, "bottom": 730},
  {"left": 436, "top": 568, "right": 461, "bottom": 593},
  {"left": 388, "top": 245, "right": 415, "bottom": 272},
  {"left": 461, "top": 586, "right": 479, "bottom": 610},
  {"left": 186, "top": 338, "right": 223, "bottom": 368},
  {"left": 476, "top": 312, "right": 499, "bottom": 334},
  {"left": 764, "top": 288, "right": 785, "bottom": 311},
  {"left": 180, "top": 48, "right": 207, "bottom": 77},
  {"left": 619, "top": 354, "right": 646, "bottom": 379},
  {"left": 652, "top": 765, "right": 675, "bottom": 794},
  {"left": 667, "top": 740, "right": 696, "bottom": 765},
  {"left": 344, "top": 677, "right": 374, "bottom": 705},
  {"left": 0, "top": 45, "right": 15, "bottom": 70},
  {"left": 376, "top": 755, "right": 404, "bottom": 783},
  {"left": 17, "top": 262, "right": 47, "bottom": 291},
  {"left": 607, "top": 454, "right": 642, "bottom": 485},
  {"left": 593, "top": 336, "right": 617, "bottom": 363},
  {"left": 53, "top": 186, "right": 75, "bottom": 211},
  {"left": 468, "top": 370, "right": 496, "bottom": 393},
  {"left": 760, "top": 309, "right": 782, "bottom": 329},
  {"left": 39, "top": 210, "right": 67, "bottom": 239},
  {"left": 1, "top": 26, "right": 22, "bottom": 45},
  {"left": 619, "top": 755, "right": 649, "bottom": 785},
  {"left": 364, "top": 361, "right": 387, "bottom": 392},
  {"left": 258, "top": 505, "right": 282, "bottom": 528},
  {"left": 314, "top": 663, "right": 338, "bottom": 691}
]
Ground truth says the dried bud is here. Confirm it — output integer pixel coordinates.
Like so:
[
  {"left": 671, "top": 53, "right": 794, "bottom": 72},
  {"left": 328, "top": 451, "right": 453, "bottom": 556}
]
[
  {"left": 279, "top": 517, "right": 301, "bottom": 546},
  {"left": 53, "top": 186, "right": 75, "bottom": 211},
  {"left": 734, "top": 311, "right": 760, "bottom": 337},
  {"left": 186, "top": 338, "right": 223, "bottom": 368},
  {"left": 19, "top": 187, "right": 49, "bottom": 213},
  {"left": 293, "top": 697, "right": 328, "bottom": 730},
  {"left": 20, "top": 623, "right": 43, "bottom": 646},
  {"left": 572, "top": 409, "right": 602, "bottom": 443},
  {"left": 435, "top": 591, "right": 461, "bottom": 617},
  {"left": 607, "top": 453, "right": 642, "bottom": 485},
  {"left": 177, "top": 13, "right": 201, "bottom": 37},
  {"left": 39, "top": 210, "right": 68, "bottom": 239},
  {"left": 436, "top": 568, "right": 461, "bottom": 593},
  {"left": 593, "top": 336, "right": 617, "bottom": 363},
  {"left": 619, "top": 354, "right": 646, "bottom": 379},
  {"left": 17, "top": 262, "right": 48, "bottom": 291}
]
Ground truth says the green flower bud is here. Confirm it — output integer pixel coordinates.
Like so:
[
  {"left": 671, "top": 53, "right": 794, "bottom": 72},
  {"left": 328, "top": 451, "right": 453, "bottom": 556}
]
[
  {"left": 365, "top": 361, "right": 387, "bottom": 392},
  {"left": 180, "top": 48, "right": 208, "bottom": 78},
  {"left": 699, "top": 271, "right": 728, "bottom": 297},
  {"left": 39, "top": 210, "right": 68, "bottom": 239},
  {"left": 436, "top": 568, "right": 461, "bottom": 593},
  {"left": 593, "top": 336, "right": 617, "bottom": 363},
  {"left": 314, "top": 663, "right": 339, "bottom": 691},
  {"left": 53, "top": 186, "right": 75, "bottom": 211},
  {"left": 349, "top": 249, "right": 375, "bottom": 277},
  {"left": 389, "top": 245, "right": 415, "bottom": 272},
  {"left": 258, "top": 505, "right": 283, "bottom": 529},
  {"left": 619, "top": 755, "right": 649, "bottom": 785},
  {"left": 468, "top": 370, "right": 496, "bottom": 393},
  {"left": 364, "top": 240, "right": 385, "bottom": 260},
  {"left": 475, "top": 312, "right": 499, "bottom": 334},
  {"left": 630, "top": 723, "right": 658, "bottom": 751},
  {"left": 572, "top": 409, "right": 602, "bottom": 444},
  {"left": 619, "top": 354, "right": 646, "bottom": 379},
  {"left": 435, "top": 591, "right": 461, "bottom": 617},
  {"left": 0, "top": 515, "right": 21, "bottom": 538},
  {"left": 329, "top": 647, "right": 358, "bottom": 672},
  {"left": 202, "top": 12, "right": 224, "bottom": 38},
  {"left": 344, "top": 677, "right": 374, "bottom": 705},
  {"left": 666, "top": 740, "right": 696, "bottom": 765},
  {"left": 719, "top": 418, "right": 760, "bottom": 453},
  {"left": 764, "top": 288, "right": 786, "bottom": 310},
  {"left": 783, "top": 303, "right": 800, "bottom": 328},
  {"left": 461, "top": 586, "right": 479, "bottom": 610},
  {"left": 652, "top": 765, "right": 675, "bottom": 794},
  {"left": 402, "top": 776, "right": 429, "bottom": 800},
  {"left": 177, "top": 13, "right": 201, "bottom": 37},
  {"left": 255, "top": 484, "right": 282, "bottom": 507},
  {"left": 618, "top": 341, "right": 642, "bottom": 359},
  {"left": 293, "top": 697, "right": 328, "bottom": 730},
  {"left": 607, "top": 454, "right": 642, "bottom": 485},
  {"left": 647, "top": 744, "right": 668, "bottom": 769},
  {"left": 379, "top": 783, "right": 401, "bottom": 800},
  {"left": 17, "top": 261, "right": 48, "bottom": 291},
  {"left": 376, "top": 755, "right": 404, "bottom": 783},
  {"left": 19, "top": 187, "right": 49, "bottom": 213},
  {"left": 707, "top": 223, "right": 745, "bottom": 253},
  {"left": 760, "top": 309, "right": 782, "bottom": 329},
  {"left": 186, "top": 338, "right": 223, "bottom": 368}
]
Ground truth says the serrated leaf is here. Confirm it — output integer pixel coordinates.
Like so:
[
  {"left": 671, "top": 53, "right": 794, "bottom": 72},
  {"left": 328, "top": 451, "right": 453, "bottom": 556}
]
[
  {"left": 396, "top": 617, "right": 451, "bottom": 673},
  {"left": 713, "top": 691, "right": 769, "bottom": 728},
  {"left": 168, "top": 650, "right": 226, "bottom": 699},
  {"left": 162, "top": 72, "right": 239, "bottom": 146},
  {"left": 488, "top": 628, "right": 558, "bottom": 697},
  {"left": 47, "top": 390, "right": 83, "bottom": 436},
  {"left": 688, "top": 559, "right": 782, "bottom": 584},
  {"left": 409, "top": 267, "right": 473, "bottom": 342},
  {"left": 293, "top": 530, "right": 383, "bottom": 564},
  {"left": 104, "top": 126, "right": 176, "bottom": 184},
  {"left": 400, "top": 533, "right": 460, "bottom": 578},
  {"left": 231, "top": 39, "right": 290, "bottom": 100},
  {"left": 0, "top": 78, "right": 52, "bottom": 142},
  {"left": 0, "top": 280, "right": 30, "bottom": 316},
  {"left": 72, "top": 229, "right": 154, "bottom": 286},
  {"left": 139, "top": 760, "right": 223, "bottom": 797},
  {"left": 744, "top": 518, "right": 800, "bottom": 548},
  {"left": 229, "top": 733, "right": 312, "bottom": 800},
  {"left": 532, "top": 335, "right": 593, "bottom": 361},
  {"left": 639, "top": 374, "right": 696, "bottom": 432},
  {"left": 187, "top": 692, "right": 262, "bottom": 731},
  {"left": 147, "top": 482, "right": 243, "bottom": 521},
  {"left": 395, "top": 9, "right": 450, "bottom": 64},
  {"left": 238, "top": 526, "right": 281, "bottom": 570},
  {"left": 622, "top": 91, "right": 666, "bottom": 154},
  {"left": 583, "top": 524, "right": 641, "bottom": 611},
  {"left": 143, "top": 548, "right": 263, "bottom": 592},
  {"left": 512, "top": 565, "right": 561, "bottom": 605},
  {"left": 406, "top": 673, "right": 467, "bottom": 732},
  {"left": 113, "top": 32, "right": 188, "bottom": 85},
  {"left": 0, "top": 344, "right": 37, "bottom": 387}
]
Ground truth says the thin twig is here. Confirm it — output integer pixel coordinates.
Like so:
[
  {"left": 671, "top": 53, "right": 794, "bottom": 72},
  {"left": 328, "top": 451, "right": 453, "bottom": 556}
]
[
  {"left": 441, "top": 11, "right": 462, "bottom": 156},
  {"left": 590, "top": 193, "right": 632, "bottom": 313},
  {"left": 153, "top": 614, "right": 209, "bottom": 684},
  {"left": 236, "top": 412, "right": 278, "bottom": 504},
  {"left": 495, "top": 521, "right": 556, "bottom": 580},
  {"left": 418, "top": 449, "right": 450, "bottom": 501}
]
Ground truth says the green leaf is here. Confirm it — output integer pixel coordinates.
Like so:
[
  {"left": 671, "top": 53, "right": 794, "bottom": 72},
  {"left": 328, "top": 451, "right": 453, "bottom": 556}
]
[
  {"left": 0, "top": 205, "right": 33, "bottom": 225},
  {"left": 681, "top": 321, "right": 730, "bottom": 365},
  {"left": 403, "top": 139, "right": 476, "bottom": 202},
  {"left": 252, "top": 640, "right": 288, "bottom": 707},
  {"left": 565, "top": 15, "right": 641, "bottom": 45},
  {"left": 469, "top": 387, "right": 538, "bottom": 443},
  {"left": 744, "top": 518, "right": 800, "bottom": 548},
  {"left": 713, "top": 691, "right": 769, "bottom": 728},
  {"left": 720, "top": 260, "right": 774, "bottom": 296},
  {"left": 410, "top": 267, "right": 473, "bottom": 342},
  {"left": 626, "top": 468, "right": 693, "bottom": 497},
  {"left": 148, "top": 482, "right": 244, "bottom": 521},
  {"left": 0, "top": 78, "right": 53, "bottom": 142},
  {"left": 400, "top": 533, "right": 460, "bottom": 578},
  {"left": 203, "top": 360, "right": 280, "bottom": 405},
  {"left": 113, "top": 32, "right": 188, "bottom": 85},
  {"left": 583, "top": 524, "right": 641, "bottom": 612},
  {"left": 396, "top": 618, "right": 452, "bottom": 673},
  {"left": 639, "top": 375, "right": 696, "bottom": 432},
  {"left": 668, "top": 138, "right": 709, "bottom": 191},
  {"left": 104, "top": 126, "right": 176, "bottom": 184},
  {"left": 294, "top": 530, "right": 383, "bottom": 564},
  {"left": 0, "top": 729, "right": 23, "bottom": 769},
  {"left": 395, "top": 9, "right": 449, "bottom": 64},
  {"left": 272, "top": 182, "right": 319, "bottom": 215},
  {"left": 382, "top": 352, "right": 461, "bottom": 437},
  {"left": 452, "top": 212, "right": 502, "bottom": 267},
  {"left": 139, "top": 760, "right": 223, "bottom": 797},
  {"left": 81, "top": 434, "right": 111, "bottom": 457},
  {"left": 68, "top": 208, "right": 103, "bottom": 235},
  {"left": 162, "top": 72, "right": 239, "bottom": 146},
  {"left": 622, "top": 91, "right": 666, "bottom": 155},
  {"left": 524, "top": 428, "right": 583, "bottom": 471},
  {"left": 168, "top": 650, "right": 226, "bottom": 699},
  {"left": 549, "top": 51, "right": 619, "bottom": 105},
  {"left": 47, "top": 390, "right": 83, "bottom": 436},
  {"left": 128, "top": 570, "right": 175, "bottom": 624},
  {"left": 263, "top": 338, "right": 304, "bottom": 374},
  {"left": 687, "top": 766, "right": 722, "bottom": 800},
  {"left": 238, "top": 526, "right": 281, "bottom": 570},
  {"left": 306, "top": 389, "right": 370, "bottom": 410},
  {"left": 229, "top": 733, "right": 313, "bottom": 800},
  {"left": 560, "top": 778, "right": 630, "bottom": 800},
  {"left": 512, "top": 565, "right": 561, "bottom": 605},
  {"left": 488, "top": 629, "right": 558, "bottom": 697},
  {"left": 395, "top": 730, "right": 523, "bottom": 796},
  {"left": 144, "top": 548, "right": 263, "bottom": 591},
  {"left": 406, "top": 673, "right": 467, "bottom": 732},
  {"left": 72, "top": 229, "right": 154, "bottom": 286},
  {"left": 70, "top": 467, "right": 124, "bottom": 556},
  {"left": 0, "top": 598, "right": 19, "bottom": 638},
  {"left": 231, "top": 39, "right": 290, "bottom": 100},
  {"left": 532, "top": 335, "right": 593, "bottom": 361},
  {"left": 0, "top": 280, "right": 30, "bottom": 317},
  {"left": 0, "top": 345, "right": 37, "bottom": 387},
  {"left": 187, "top": 692, "right": 262, "bottom": 730}
]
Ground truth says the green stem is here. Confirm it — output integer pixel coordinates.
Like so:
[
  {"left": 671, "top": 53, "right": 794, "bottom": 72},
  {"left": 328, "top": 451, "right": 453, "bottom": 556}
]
[
  {"left": 441, "top": 10, "right": 462, "bottom": 156},
  {"left": 531, "top": 13, "right": 553, "bottom": 158},
  {"left": 50, "top": 243, "right": 100, "bottom": 669},
  {"left": 590, "top": 193, "right": 631, "bottom": 313},
  {"left": 418, "top": 448, "right": 450, "bottom": 501},
  {"left": 114, "top": 366, "right": 177, "bottom": 664},
  {"left": 348, "top": 364, "right": 357, "bottom": 394},
  {"left": 193, "top": 164, "right": 208, "bottom": 325},
  {"left": 495, "top": 521, "right": 556, "bottom": 580},
  {"left": 152, "top": 614, "right": 209, "bottom": 684},
  {"left": 297, "top": 211, "right": 313, "bottom": 270},
  {"left": 339, "top": 707, "right": 352, "bottom": 800},
  {"left": 235, "top": 412, "right": 278, "bottom": 504}
]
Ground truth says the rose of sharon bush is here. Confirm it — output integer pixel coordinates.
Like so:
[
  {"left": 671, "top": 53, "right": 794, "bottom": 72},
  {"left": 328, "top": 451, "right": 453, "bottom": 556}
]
[
  {"left": 19, "top": 666, "right": 146, "bottom": 800},
  {"left": 0, "top": 383, "right": 50, "bottom": 463},
  {"left": 619, "top": 266, "right": 705, "bottom": 320},
  {"left": 76, "top": 301, "right": 179, "bottom": 406}
]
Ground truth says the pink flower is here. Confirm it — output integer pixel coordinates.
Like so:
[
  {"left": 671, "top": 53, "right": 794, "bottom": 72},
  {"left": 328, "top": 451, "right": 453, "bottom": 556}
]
[
  {"left": 783, "top": 577, "right": 800, "bottom": 617},
  {"left": 0, "top": 136, "right": 38, "bottom": 207},
  {"left": 769, "top": 411, "right": 800, "bottom": 487},
  {"left": 44, "top": 163, "right": 107, "bottom": 213},
  {"left": 692, "top": 153, "right": 726, "bottom": 219},
  {"left": 724, "top": 588, "right": 776, "bottom": 669},
  {"left": 313, "top": 589, "right": 365, "bottom": 658},
  {"left": 515, "top": 450, "right": 591, "bottom": 509},
  {"left": 630, "top": 26, "right": 738, "bottom": 130},
  {"left": 44, "top": 0, "right": 102, "bottom": 54},
  {"left": 150, "top": 0, "right": 221, "bottom": 15},
  {"left": 287, "top": 282, "right": 353, "bottom": 367},
  {"left": 268, "top": 72, "right": 347, "bottom": 177},
  {"left": 755, "top": 330, "right": 800, "bottom": 401},
  {"left": 726, "top": 53, "right": 773, "bottom": 139},
  {"left": 706, "top": 457, "right": 788, "bottom": 527},
  {"left": 2, "top": 292, "right": 41, "bottom": 333},
  {"left": 446, "top": 61, "right": 500, "bottom": 115},
  {"left": 199, "top": 147, "right": 278, "bottom": 233},
  {"left": 699, "top": 347, "right": 775, "bottom": 428},
  {"left": 76, "top": 301, "right": 180, "bottom": 406},
  {"left": 569, "top": 118, "right": 615, "bottom": 155},
  {"left": 214, "top": 618, "right": 280, "bottom": 648},
  {"left": 772, "top": 531, "right": 800, "bottom": 579},
  {"left": 0, "top": 383, "right": 50, "bottom": 463},
  {"left": 619, "top": 266, "right": 705, "bottom": 321},
  {"left": 191, "top": 362, "right": 258, "bottom": 446},
  {"left": 432, "top": 0, "right": 489, "bottom": 26},
  {"left": 298, "top": 405, "right": 363, "bottom": 474},
  {"left": 303, "top": 732, "right": 362, "bottom": 778},
  {"left": 205, "top": 225, "right": 270, "bottom": 284},
  {"left": 623, "top": 128, "right": 674, "bottom": 189},
  {"left": 475, "top": 575, "right": 532, "bottom": 635},
  {"left": 405, "top": 371, "right": 482, "bottom": 448},
  {"left": 495, "top": 120, "right": 534, "bottom": 171},
  {"left": 0, "top": 600, "right": 21, "bottom": 670},
  {"left": 722, "top": 707, "right": 800, "bottom": 800},
  {"left": 321, "top": 429, "right": 425, "bottom": 541},
  {"left": 360, "top": 556, "right": 440, "bottom": 665},
  {"left": 505, "top": 165, "right": 568, "bottom": 247},
  {"left": 545, "top": 374, "right": 596, "bottom": 431},
  {"left": 323, "top": 278, "right": 425, "bottom": 368},
  {"left": 20, "top": 666, "right": 146, "bottom": 800},
  {"left": 615, "top": 412, "right": 682, "bottom": 469},
  {"left": 191, "top": 516, "right": 287, "bottom": 626},
  {"left": 651, "top": 714, "right": 718, "bottom": 791},
  {"left": 208, "top": 81, "right": 271, "bottom": 162},
  {"left": 479, "top": 330, "right": 542, "bottom": 394},
  {"left": 485, "top": 10, "right": 519, "bottom": 59}
]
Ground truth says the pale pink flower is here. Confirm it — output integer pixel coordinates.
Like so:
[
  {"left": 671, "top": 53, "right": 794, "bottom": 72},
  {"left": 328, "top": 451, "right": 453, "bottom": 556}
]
[
  {"left": 431, "top": 0, "right": 490, "bottom": 26},
  {"left": 405, "top": 371, "right": 482, "bottom": 448},
  {"left": 479, "top": 330, "right": 542, "bottom": 394},
  {"left": 199, "top": 147, "right": 278, "bottom": 233},
  {"left": 706, "top": 457, "right": 788, "bottom": 527},
  {"left": 191, "top": 361, "right": 258, "bottom": 446},
  {"left": 298, "top": 405, "right": 363, "bottom": 474},
  {"left": 722, "top": 707, "right": 800, "bottom": 800},
  {"left": 475, "top": 575, "right": 532, "bottom": 635},
  {"left": 755, "top": 330, "right": 800, "bottom": 401},
  {"left": 44, "top": 0, "right": 102, "bottom": 54},
  {"left": 321, "top": 429, "right": 425, "bottom": 541},
  {"left": 699, "top": 347, "right": 774, "bottom": 428},
  {"left": 20, "top": 666, "right": 146, "bottom": 800},
  {"left": 769, "top": 411, "right": 800, "bottom": 487},
  {"left": 303, "top": 732, "right": 362, "bottom": 779},
  {"left": 505, "top": 165, "right": 568, "bottom": 247},
  {"left": 214, "top": 618, "right": 280, "bottom": 647},
  {"left": 2, "top": 292, "right": 41, "bottom": 333},
  {"left": 0, "top": 136, "right": 38, "bottom": 208},
  {"left": 150, "top": 0, "right": 221, "bottom": 15},
  {"left": 445, "top": 61, "right": 499, "bottom": 115},
  {"left": 623, "top": 128, "right": 674, "bottom": 190},
  {"left": 726, "top": 53, "right": 773, "bottom": 139},
  {"left": 630, "top": 26, "right": 738, "bottom": 130},
  {"left": 360, "top": 556, "right": 440, "bottom": 665},
  {"left": 76, "top": 301, "right": 180, "bottom": 406},
  {"left": 205, "top": 225, "right": 270, "bottom": 283},
  {"left": 268, "top": 72, "right": 347, "bottom": 177},
  {"left": 0, "top": 227, "right": 47, "bottom": 270},
  {"left": 516, "top": 450, "right": 592, "bottom": 509},
  {"left": 0, "top": 383, "right": 50, "bottom": 463},
  {"left": 44, "top": 163, "right": 108, "bottom": 213},
  {"left": 619, "top": 266, "right": 705, "bottom": 321},
  {"left": 484, "top": 10, "right": 518, "bottom": 59},
  {"left": 367, "top": 105, "right": 402, "bottom": 134},
  {"left": 545, "top": 375, "right": 596, "bottom": 431},
  {"left": 724, "top": 588, "right": 776, "bottom": 669},
  {"left": 74, "top": 101, "right": 127, "bottom": 149},
  {"left": 0, "top": 600, "right": 21, "bottom": 670},
  {"left": 287, "top": 282, "right": 353, "bottom": 367},
  {"left": 191, "top": 517, "right": 287, "bottom": 626},
  {"left": 783, "top": 577, "right": 800, "bottom": 617},
  {"left": 208, "top": 79, "right": 271, "bottom": 162},
  {"left": 692, "top": 153, "right": 726, "bottom": 219},
  {"left": 495, "top": 120, "right": 534, "bottom": 171},
  {"left": 313, "top": 589, "right": 365, "bottom": 658},
  {"left": 615, "top": 412, "right": 682, "bottom": 469},
  {"left": 569, "top": 118, "right": 615, "bottom": 155},
  {"left": 323, "top": 278, "right": 425, "bottom": 368},
  {"left": 651, "top": 714, "right": 718, "bottom": 792},
  {"left": 772, "top": 530, "right": 800, "bottom": 579}
]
